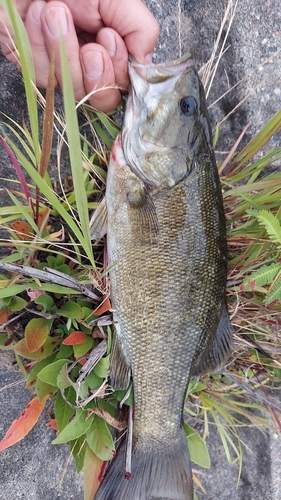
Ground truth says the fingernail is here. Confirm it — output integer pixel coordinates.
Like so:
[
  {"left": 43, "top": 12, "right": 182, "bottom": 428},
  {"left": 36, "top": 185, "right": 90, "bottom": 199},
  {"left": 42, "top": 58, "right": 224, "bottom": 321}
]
[
  {"left": 31, "top": 1, "right": 44, "bottom": 24},
  {"left": 44, "top": 7, "right": 68, "bottom": 37},
  {"left": 105, "top": 30, "right": 116, "bottom": 58},
  {"left": 82, "top": 50, "right": 104, "bottom": 80},
  {"left": 144, "top": 53, "right": 153, "bottom": 64}
]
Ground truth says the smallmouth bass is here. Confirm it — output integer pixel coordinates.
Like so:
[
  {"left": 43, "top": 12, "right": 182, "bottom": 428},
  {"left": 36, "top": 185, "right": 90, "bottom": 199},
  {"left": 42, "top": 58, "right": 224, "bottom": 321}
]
[{"left": 92, "top": 52, "right": 232, "bottom": 500}]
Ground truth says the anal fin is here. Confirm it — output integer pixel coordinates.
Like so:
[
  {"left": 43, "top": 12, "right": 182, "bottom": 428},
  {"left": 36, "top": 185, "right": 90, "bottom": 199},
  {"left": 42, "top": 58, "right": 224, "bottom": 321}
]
[
  {"left": 90, "top": 197, "right": 108, "bottom": 240},
  {"left": 110, "top": 326, "right": 131, "bottom": 390},
  {"left": 191, "top": 304, "right": 233, "bottom": 376}
]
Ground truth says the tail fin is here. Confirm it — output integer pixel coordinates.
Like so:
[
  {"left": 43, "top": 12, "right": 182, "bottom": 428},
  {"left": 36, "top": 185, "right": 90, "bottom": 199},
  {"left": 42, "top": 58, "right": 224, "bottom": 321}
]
[{"left": 94, "top": 428, "right": 193, "bottom": 500}]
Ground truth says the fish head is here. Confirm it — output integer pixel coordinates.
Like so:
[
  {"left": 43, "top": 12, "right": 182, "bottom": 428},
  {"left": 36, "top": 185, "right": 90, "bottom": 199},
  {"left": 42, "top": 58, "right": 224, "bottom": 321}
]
[{"left": 122, "top": 52, "right": 213, "bottom": 188}]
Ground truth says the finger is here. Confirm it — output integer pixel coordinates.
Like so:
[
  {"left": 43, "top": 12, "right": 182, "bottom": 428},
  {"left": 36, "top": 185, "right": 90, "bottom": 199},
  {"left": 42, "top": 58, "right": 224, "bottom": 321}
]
[
  {"left": 47, "top": 0, "right": 159, "bottom": 63},
  {"left": 25, "top": 1, "right": 58, "bottom": 87},
  {"left": 99, "top": 0, "right": 159, "bottom": 63},
  {"left": 96, "top": 28, "right": 129, "bottom": 90},
  {"left": 80, "top": 44, "right": 121, "bottom": 112},
  {"left": 0, "top": 9, "right": 16, "bottom": 64},
  {"left": 41, "top": 1, "right": 85, "bottom": 100},
  {"left": 0, "top": 0, "right": 31, "bottom": 66}
]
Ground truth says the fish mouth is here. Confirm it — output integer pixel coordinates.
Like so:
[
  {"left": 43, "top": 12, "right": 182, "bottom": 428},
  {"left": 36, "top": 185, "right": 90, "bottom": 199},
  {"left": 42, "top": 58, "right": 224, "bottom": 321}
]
[{"left": 128, "top": 52, "right": 194, "bottom": 83}]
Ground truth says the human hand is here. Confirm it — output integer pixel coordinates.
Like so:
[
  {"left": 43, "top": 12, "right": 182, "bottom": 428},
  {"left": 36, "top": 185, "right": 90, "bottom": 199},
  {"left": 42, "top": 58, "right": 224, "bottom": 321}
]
[{"left": 0, "top": 0, "right": 159, "bottom": 112}]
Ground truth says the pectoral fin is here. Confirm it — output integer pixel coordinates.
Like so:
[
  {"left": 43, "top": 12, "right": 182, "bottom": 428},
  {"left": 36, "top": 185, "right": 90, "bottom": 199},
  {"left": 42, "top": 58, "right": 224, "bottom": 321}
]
[
  {"left": 191, "top": 304, "right": 232, "bottom": 376},
  {"left": 90, "top": 198, "right": 108, "bottom": 240},
  {"left": 127, "top": 190, "right": 159, "bottom": 244}
]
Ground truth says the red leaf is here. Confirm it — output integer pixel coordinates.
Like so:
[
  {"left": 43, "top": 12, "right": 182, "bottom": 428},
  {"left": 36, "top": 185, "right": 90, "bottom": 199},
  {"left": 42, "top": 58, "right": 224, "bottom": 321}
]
[
  {"left": 11, "top": 221, "right": 33, "bottom": 240},
  {"left": 46, "top": 419, "right": 58, "bottom": 430},
  {"left": 94, "top": 297, "right": 111, "bottom": 317},
  {"left": 0, "top": 134, "right": 32, "bottom": 200},
  {"left": 0, "top": 309, "right": 9, "bottom": 324},
  {"left": 63, "top": 330, "right": 87, "bottom": 345},
  {"left": 0, "top": 396, "right": 48, "bottom": 452},
  {"left": 25, "top": 318, "right": 49, "bottom": 352},
  {"left": 37, "top": 207, "right": 50, "bottom": 232},
  {"left": 83, "top": 445, "right": 104, "bottom": 500},
  {"left": 78, "top": 355, "right": 88, "bottom": 366}
]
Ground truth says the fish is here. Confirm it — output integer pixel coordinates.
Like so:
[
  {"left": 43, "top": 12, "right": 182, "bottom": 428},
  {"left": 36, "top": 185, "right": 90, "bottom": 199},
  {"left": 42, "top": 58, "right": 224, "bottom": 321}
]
[{"left": 92, "top": 52, "right": 232, "bottom": 500}]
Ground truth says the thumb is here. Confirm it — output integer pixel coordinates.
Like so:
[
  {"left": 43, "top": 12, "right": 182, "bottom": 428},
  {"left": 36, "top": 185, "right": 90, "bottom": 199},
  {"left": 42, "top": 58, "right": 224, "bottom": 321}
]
[{"left": 99, "top": 0, "right": 159, "bottom": 63}]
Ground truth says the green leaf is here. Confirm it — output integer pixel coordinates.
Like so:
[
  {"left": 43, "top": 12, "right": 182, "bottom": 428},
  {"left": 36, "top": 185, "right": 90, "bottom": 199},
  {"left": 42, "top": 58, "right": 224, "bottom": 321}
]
[
  {"left": 1, "top": 0, "right": 40, "bottom": 162},
  {"left": 184, "top": 423, "right": 210, "bottom": 469},
  {"left": 7, "top": 190, "right": 38, "bottom": 232},
  {"left": 77, "top": 380, "right": 90, "bottom": 401},
  {"left": 2, "top": 135, "right": 95, "bottom": 266},
  {"left": 39, "top": 54, "right": 55, "bottom": 179},
  {"left": 59, "top": 37, "right": 94, "bottom": 266},
  {"left": 86, "top": 415, "right": 115, "bottom": 461},
  {"left": 54, "top": 387, "right": 76, "bottom": 432},
  {"left": 84, "top": 371, "right": 103, "bottom": 390},
  {"left": 4, "top": 295, "right": 28, "bottom": 312},
  {"left": 0, "top": 333, "right": 8, "bottom": 345},
  {"left": 25, "top": 318, "right": 49, "bottom": 352},
  {"left": 52, "top": 409, "right": 94, "bottom": 444},
  {"left": 13, "top": 336, "right": 60, "bottom": 360},
  {"left": 37, "top": 359, "right": 70, "bottom": 386},
  {"left": 0, "top": 285, "right": 26, "bottom": 299},
  {"left": 36, "top": 377, "right": 57, "bottom": 401},
  {"left": 59, "top": 301, "right": 84, "bottom": 319},
  {"left": 94, "top": 355, "right": 110, "bottom": 379},
  {"left": 33, "top": 283, "right": 81, "bottom": 295},
  {"left": 91, "top": 120, "right": 113, "bottom": 149},
  {"left": 229, "top": 109, "right": 281, "bottom": 172},
  {"left": 55, "top": 344, "right": 73, "bottom": 360},
  {"left": 70, "top": 436, "right": 87, "bottom": 473},
  {"left": 114, "top": 387, "right": 134, "bottom": 407},
  {"left": 243, "top": 263, "right": 281, "bottom": 288},
  {"left": 73, "top": 336, "right": 94, "bottom": 358},
  {"left": 257, "top": 209, "right": 281, "bottom": 245},
  {"left": 57, "top": 363, "right": 76, "bottom": 390},
  {"left": 26, "top": 354, "right": 57, "bottom": 389},
  {"left": 187, "top": 379, "right": 207, "bottom": 396},
  {"left": 35, "top": 295, "right": 54, "bottom": 312},
  {"left": 94, "top": 111, "right": 119, "bottom": 140},
  {"left": 265, "top": 279, "right": 281, "bottom": 305}
]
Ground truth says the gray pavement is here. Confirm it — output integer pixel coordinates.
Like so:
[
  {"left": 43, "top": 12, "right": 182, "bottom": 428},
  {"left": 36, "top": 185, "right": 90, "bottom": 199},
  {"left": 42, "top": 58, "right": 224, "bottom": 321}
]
[{"left": 1, "top": 0, "right": 281, "bottom": 499}]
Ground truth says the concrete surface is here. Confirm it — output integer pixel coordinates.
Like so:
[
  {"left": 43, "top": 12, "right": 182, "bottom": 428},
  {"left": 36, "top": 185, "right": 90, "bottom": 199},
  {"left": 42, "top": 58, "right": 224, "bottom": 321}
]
[
  {"left": 0, "top": 352, "right": 83, "bottom": 500},
  {"left": 0, "top": 0, "right": 281, "bottom": 499}
]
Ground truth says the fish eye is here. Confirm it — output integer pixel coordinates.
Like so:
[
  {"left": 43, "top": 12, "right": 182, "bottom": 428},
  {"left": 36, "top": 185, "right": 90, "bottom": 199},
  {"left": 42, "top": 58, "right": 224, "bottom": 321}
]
[{"left": 179, "top": 96, "right": 197, "bottom": 115}]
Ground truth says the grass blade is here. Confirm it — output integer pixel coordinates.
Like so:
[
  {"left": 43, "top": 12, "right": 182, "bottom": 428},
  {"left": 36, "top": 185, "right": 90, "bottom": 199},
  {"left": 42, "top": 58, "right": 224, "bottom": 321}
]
[
  {"left": 0, "top": 0, "right": 41, "bottom": 163},
  {"left": 59, "top": 38, "right": 93, "bottom": 267}
]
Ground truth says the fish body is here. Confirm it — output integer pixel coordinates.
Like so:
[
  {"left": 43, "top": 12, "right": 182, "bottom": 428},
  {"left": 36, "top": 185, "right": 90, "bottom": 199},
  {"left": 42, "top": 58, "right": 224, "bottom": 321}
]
[{"left": 94, "top": 53, "right": 232, "bottom": 500}]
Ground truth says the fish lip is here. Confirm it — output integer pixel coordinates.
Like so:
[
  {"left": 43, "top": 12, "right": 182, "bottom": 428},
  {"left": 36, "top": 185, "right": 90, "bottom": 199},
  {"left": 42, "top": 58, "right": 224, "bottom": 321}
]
[{"left": 128, "top": 52, "right": 194, "bottom": 82}]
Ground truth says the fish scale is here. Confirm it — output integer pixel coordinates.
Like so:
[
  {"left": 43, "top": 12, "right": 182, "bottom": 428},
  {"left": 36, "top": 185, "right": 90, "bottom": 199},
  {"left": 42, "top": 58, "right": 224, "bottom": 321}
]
[
  {"left": 93, "top": 53, "right": 232, "bottom": 500},
  {"left": 108, "top": 153, "right": 222, "bottom": 431}
]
